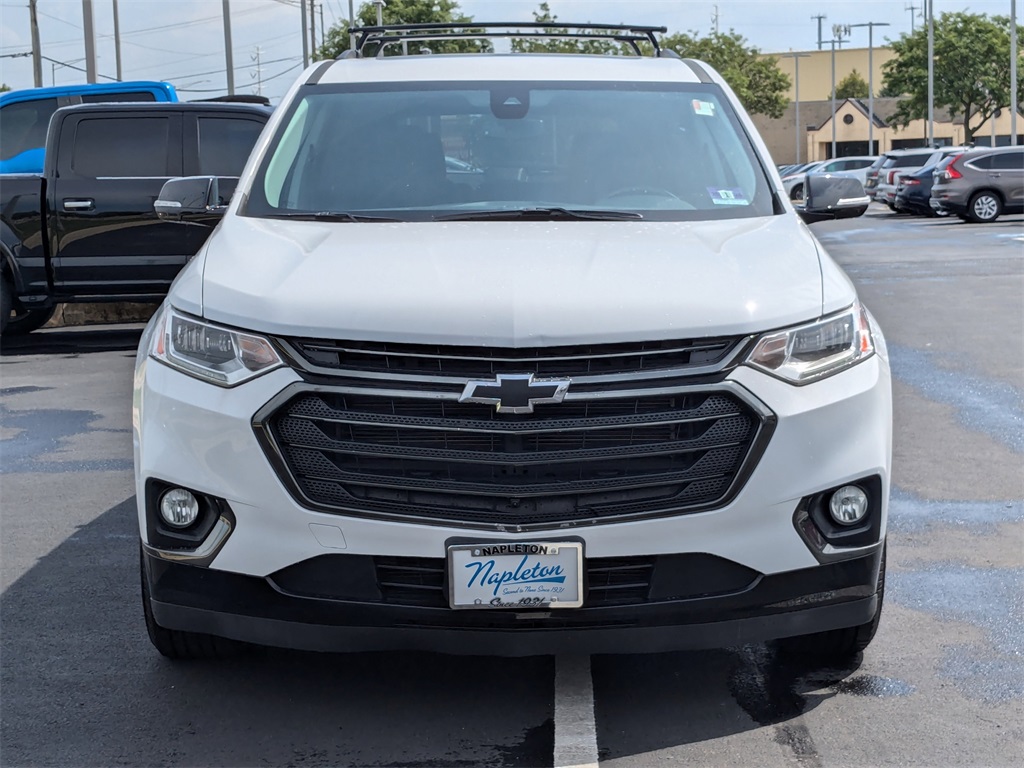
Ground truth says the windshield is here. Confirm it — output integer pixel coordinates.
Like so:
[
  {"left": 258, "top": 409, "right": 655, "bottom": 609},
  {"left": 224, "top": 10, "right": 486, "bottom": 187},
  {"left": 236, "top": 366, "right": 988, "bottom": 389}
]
[
  {"left": 245, "top": 81, "right": 775, "bottom": 222},
  {"left": 0, "top": 98, "right": 58, "bottom": 162}
]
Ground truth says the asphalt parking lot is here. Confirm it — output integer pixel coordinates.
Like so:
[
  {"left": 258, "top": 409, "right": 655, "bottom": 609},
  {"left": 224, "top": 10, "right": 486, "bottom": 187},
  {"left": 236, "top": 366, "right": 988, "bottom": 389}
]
[{"left": 1, "top": 207, "right": 1022, "bottom": 767}]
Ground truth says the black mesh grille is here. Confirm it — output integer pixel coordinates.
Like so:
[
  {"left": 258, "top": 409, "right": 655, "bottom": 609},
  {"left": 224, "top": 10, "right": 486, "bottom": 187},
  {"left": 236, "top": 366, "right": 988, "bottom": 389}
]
[
  {"left": 263, "top": 385, "right": 763, "bottom": 528},
  {"left": 268, "top": 553, "right": 761, "bottom": 611},
  {"left": 287, "top": 336, "right": 745, "bottom": 378}
]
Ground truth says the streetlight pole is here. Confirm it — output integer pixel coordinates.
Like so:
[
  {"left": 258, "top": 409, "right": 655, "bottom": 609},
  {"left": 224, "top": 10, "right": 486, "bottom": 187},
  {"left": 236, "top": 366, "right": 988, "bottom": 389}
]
[
  {"left": 222, "top": 0, "right": 235, "bottom": 95},
  {"left": 926, "top": 0, "right": 934, "bottom": 146},
  {"left": 780, "top": 52, "right": 811, "bottom": 164},
  {"left": 850, "top": 22, "right": 890, "bottom": 155},
  {"left": 112, "top": 0, "right": 122, "bottom": 81},
  {"left": 82, "top": 0, "right": 97, "bottom": 83},
  {"left": 1012, "top": 0, "right": 1018, "bottom": 146}
]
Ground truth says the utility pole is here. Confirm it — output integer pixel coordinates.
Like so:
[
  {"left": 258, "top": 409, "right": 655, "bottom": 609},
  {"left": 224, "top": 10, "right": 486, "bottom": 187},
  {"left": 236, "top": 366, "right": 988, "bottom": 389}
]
[
  {"left": 349, "top": 0, "right": 356, "bottom": 53},
  {"left": 1012, "top": 0, "right": 1018, "bottom": 146},
  {"left": 375, "top": 0, "right": 385, "bottom": 27},
  {"left": 222, "top": 0, "right": 235, "bottom": 95},
  {"left": 29, "top": 0, "right": 43, "bottom": 87},
  {"left": 310, "top": 0, "right": 317, "bottom": 62},
  {"left": 926, "top": 0, "right": 934, "bottom": 146},
  {"left": 811, "top": 14, "right": 827, "bottom": 50},
  {"left": 850, "top": 22, "right": 890, "bottom": 155},
  {"left": 300, "top": 0, "right": 309, "bottom": 67},
  {"left": 712, "top": 5, "right": 720, "bottom": 35},
  {"left": 112, "top": 0, "right": 122, "bottom": 81},
  {"left": 905, "top": 3, "right": 918, "bottom": 33},
  {"left": 82, "top": 0, "right": 97, "bottom": 83},
  {"left": 780, "top": 52, "right": 811, "bottom": 164}
]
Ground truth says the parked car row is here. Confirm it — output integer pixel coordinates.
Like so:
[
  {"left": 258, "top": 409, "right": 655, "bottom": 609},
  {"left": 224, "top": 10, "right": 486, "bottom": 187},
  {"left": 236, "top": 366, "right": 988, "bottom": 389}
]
[
  {"left": 779, "top": 145, "right": 1023, "bottom": 224},
  {"left": 881, "top": 146, "right": 1024, "bottom": 222}
]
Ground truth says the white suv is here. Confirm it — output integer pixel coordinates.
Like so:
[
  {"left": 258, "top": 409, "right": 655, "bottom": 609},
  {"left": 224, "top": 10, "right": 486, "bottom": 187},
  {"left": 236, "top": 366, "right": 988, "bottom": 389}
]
[{"left": 135, "top": 23, "right": 891, "bottom": 661}]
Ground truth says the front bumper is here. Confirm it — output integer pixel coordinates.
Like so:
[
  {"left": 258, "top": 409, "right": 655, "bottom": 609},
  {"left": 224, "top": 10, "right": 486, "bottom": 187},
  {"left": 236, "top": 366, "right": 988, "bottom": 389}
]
[
  {"left": 135, "top": 333, "right": 891, "bottom": 653},
  {"left": 144, "top": 547, "right": 882, "bottom": 655}
]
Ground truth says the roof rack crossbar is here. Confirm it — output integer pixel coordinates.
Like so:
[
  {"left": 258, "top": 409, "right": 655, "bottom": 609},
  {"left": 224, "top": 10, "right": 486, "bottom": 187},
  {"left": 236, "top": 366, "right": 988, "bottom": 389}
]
[
  {"left": 348, "top": 21, "right": 668, "bottom": 57},
  {"left": 369, "top": 31, "right": 655, "bottom": 57}
]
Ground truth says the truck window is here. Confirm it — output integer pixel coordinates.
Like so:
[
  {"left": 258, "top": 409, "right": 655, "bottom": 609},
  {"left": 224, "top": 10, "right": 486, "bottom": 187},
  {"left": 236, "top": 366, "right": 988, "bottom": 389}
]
[
  {"left": 72, "top": 117, "right": 171, "bottom": 177},
  {"left": 0, "top": 98, "right": 59, "bottom": 161},
  {"left": 197, "top": 117, "right": 264, "bottom": 176},
  {"left": 80, "top": 91, "right": 159, "bottom": 103}
]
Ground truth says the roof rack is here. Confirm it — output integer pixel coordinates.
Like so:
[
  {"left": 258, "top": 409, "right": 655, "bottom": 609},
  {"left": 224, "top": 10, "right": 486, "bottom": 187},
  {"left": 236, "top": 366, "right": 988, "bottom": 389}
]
[{"left": 346, "top": 21, "right": 669, "bottom": 58}]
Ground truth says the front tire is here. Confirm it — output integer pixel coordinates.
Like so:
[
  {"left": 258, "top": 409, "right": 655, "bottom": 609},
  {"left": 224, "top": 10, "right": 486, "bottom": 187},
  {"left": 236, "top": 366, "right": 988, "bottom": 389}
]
[
  {"left": 0, "top": 277, "right": 11, "bottom": 335},
  {"left": 140, "top": 546, "right": 242, "bottom": 660},
  {"left": 3, "top": 302, "right": 57, "bottom": 336},
  {"left": 788, "top": 183, "right": 804, "bottom": 202},
  {"left": 777, "top": 544, "right": 886, "bottom": 660},
  {"left": 967, "top": 191, "right": 1002, "bottom": 223}
]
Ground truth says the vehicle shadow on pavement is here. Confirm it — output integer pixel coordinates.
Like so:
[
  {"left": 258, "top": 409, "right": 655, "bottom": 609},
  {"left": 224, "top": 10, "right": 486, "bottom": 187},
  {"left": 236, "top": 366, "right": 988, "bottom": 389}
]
[
  {"left": 0, "top": 498, "right": 554, "bottom": 768},
  {"left": 0, "top": 326, "right": 144, "bottom": 358},
  {"left": 1, "top": 497, "right": 863, "bottom": 767}
]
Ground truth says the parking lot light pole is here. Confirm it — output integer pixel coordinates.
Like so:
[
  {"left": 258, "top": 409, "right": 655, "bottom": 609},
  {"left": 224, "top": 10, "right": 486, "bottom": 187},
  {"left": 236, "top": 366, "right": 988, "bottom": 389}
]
[
  {"left": 780, "top": 52, "right": 811, "bottom": 164},
  {"left": 849, "top": 22, "right": 890, "bottom": 155},
  {"left": 927, "top": 0, "right": 934, "bottom": 146},
  {"left": 1012, "top": 0, "right": 1018, "bottom": 146}
]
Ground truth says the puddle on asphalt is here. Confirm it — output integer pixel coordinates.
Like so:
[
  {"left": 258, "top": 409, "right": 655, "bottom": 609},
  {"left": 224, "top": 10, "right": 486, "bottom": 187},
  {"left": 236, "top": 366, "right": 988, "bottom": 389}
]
[{"left": 830, "top": 674, "right": 915, "bottom": 697}]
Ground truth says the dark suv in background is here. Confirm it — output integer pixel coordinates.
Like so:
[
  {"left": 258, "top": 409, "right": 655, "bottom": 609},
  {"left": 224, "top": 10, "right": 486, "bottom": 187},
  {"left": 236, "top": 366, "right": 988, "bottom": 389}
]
[{"left": 932, "top": 146, "right": 1024, "bottom": 223}]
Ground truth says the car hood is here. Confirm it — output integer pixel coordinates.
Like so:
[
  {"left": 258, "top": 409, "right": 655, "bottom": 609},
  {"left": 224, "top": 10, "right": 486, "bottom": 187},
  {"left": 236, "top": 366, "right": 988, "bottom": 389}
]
[{"left": 192, "top": 214, "right": 847, "bottom": 346}]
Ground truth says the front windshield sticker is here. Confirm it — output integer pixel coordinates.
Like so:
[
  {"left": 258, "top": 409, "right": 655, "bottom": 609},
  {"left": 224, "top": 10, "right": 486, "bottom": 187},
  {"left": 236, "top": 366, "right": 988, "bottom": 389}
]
[
  {"left": 692, "top": 99, "right": 716, "bottom": 116},
  {"left": 707, "top": 187, "right": 750, "bottom": 206}
]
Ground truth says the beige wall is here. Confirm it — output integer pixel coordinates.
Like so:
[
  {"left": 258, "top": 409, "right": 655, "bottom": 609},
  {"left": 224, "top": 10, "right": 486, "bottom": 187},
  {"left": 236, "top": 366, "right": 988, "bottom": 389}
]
[
  {"left": 769, "top": 47, "right": 897, "bottom": 101},
  {"left": 753, "top": 99, "right": 1024, "bottom": 165}
]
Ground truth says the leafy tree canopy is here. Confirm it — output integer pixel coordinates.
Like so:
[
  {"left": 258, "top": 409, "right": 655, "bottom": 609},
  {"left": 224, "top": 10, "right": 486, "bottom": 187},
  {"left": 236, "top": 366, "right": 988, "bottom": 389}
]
[
  {"left": 510, "top": 2, "right": 622, "bottom": 55},
  {"left": 661, "top": 31, "right": 790, "bottom": 118},
  {"left": 0, "top": 83, "right": 10, "bottom": 93},
  {"left": 835, "top": 69, "right": 870, "bottom": 99},
  {"left": 317, "top": 0, "right": 484, "bottom": 59},
  {"left": 881, "top": 12, "right": 1023, "bottom": 143}
]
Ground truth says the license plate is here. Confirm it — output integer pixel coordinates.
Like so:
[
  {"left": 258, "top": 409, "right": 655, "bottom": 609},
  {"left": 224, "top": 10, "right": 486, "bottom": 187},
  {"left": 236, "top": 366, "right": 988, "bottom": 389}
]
[{"left": 447, "top": 542, "right": 583, "bottom": 609}]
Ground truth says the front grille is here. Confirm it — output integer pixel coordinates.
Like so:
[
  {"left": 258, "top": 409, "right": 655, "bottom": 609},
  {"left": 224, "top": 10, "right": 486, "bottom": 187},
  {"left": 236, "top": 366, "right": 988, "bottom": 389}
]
[
  {"left": 270, "top": 553, "right": 759, "bottom": 610},
  {"left": 261, "top": 383, "right": 767, "bottom": 529},
  {"left": 286, "top": 337, "right": 745, "bottom": 379},
  {"left": 375, "top": 555, "right": 656, "bottom": 608}
]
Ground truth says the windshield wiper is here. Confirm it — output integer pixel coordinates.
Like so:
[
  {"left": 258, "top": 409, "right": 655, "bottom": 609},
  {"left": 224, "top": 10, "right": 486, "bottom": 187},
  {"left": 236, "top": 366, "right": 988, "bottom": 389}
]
[
  {"left": 434, "top": 207, "right": 643, "bottom": 222},
  {"left": 264, "top": 211, "right": 402, "bottom": 222}
]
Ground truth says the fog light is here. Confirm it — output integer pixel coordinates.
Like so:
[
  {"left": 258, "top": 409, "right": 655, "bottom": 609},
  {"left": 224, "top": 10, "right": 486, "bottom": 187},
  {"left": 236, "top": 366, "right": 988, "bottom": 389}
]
[
  {"left": 159, "top": 488, "right": 200, "bottom": 528},
  {"left": 829, "top": 485, "right": 869, "bottom": 526}
]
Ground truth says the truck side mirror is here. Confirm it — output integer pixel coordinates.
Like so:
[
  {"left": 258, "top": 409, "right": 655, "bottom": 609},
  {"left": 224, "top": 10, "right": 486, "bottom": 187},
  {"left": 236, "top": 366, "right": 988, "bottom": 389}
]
[
  {"left": 155, "top": 176, "right": 239, "bottom": 220},
  {"left": 796, "top": 173, "right": 869, "bottom": 225}
]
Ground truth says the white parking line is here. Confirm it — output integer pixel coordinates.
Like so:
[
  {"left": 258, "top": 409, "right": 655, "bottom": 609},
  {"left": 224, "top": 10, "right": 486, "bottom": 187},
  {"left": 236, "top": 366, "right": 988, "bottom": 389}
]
[{"left": 554, "top": 654, "right": 600, "bottom": 768}]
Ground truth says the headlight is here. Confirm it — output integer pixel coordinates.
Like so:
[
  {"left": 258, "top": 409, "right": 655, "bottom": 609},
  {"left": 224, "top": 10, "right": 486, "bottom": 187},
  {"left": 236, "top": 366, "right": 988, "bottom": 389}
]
[
  {"left": 150, "top": 306, "right": 283, "bottom": 386},
  {"left": 746, "top": 302, "right": 874, "bottom": 384}
]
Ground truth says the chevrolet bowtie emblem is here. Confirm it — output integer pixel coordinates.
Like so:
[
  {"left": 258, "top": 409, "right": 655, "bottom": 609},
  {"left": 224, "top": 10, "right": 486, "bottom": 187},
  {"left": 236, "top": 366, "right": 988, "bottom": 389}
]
[{"left": 459, "top": 373, "right": 571, "bottom": 414}]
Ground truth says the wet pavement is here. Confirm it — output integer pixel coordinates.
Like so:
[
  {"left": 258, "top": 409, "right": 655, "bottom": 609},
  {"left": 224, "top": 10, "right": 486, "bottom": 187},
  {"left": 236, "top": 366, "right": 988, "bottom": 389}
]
[{"left": 1, "top": 210, "right": 1022, "bottom": 766}]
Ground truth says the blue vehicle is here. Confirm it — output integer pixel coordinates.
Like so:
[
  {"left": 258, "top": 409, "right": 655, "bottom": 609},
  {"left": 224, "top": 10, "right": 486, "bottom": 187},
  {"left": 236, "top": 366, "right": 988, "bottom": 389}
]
[{"left": 0, "top": 81, "right": 177, "bottom": 174}]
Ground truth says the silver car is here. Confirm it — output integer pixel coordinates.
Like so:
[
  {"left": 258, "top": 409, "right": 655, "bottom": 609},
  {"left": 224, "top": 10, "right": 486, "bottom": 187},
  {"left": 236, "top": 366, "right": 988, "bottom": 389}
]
[{"left": 931, "top": 146, "right": 1024, "bottom": 223}]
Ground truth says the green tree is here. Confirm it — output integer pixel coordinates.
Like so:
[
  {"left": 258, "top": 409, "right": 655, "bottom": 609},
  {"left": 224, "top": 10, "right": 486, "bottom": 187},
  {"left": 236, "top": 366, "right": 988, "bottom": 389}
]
[
  {"left": 0, "top": 83, "right": 10, "bottom": 93},
  {"left": 510, "top": 2, "right": 622, "bottom": 55},
  {"left": 835, "top": 69, "right": 870, "bottom": 99},
  {"left": 882, "top": 12, "right": 1023, "bottom": 143},
  {"left": 660, "top": 31, "right": 790, "bottom": 118},
  {"left": 317, "top": 0, "right": 484, "bottom": 59}
]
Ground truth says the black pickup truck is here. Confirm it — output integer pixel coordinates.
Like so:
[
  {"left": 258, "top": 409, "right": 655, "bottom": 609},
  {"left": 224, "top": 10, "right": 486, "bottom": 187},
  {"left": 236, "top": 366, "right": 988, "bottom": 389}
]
[{"left": 1, "top": 101, "right": 270, "bottom": 336}]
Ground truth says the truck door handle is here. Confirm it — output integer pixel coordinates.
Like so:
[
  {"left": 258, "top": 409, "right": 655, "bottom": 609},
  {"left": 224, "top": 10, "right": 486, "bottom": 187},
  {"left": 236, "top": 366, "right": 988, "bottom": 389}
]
[
  {"left": 63, "top": 198, "right": 95, "bottom": 211},
  {"left": 989, "top": 173, "right": 1001, "bottom": 178}
]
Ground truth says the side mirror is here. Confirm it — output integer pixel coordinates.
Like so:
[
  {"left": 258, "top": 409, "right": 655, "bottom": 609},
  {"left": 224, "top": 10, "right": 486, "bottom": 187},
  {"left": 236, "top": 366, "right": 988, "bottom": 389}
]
[
  {"left": 796, "top": 173, "right": 869, "bottom": 224},
  {"left": 154, "top": 176, "right": 239, "bottom": 221}
]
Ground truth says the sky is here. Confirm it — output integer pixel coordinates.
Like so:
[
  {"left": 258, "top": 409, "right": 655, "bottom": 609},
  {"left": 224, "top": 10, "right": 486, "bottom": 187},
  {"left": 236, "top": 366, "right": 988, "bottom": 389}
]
[{"left": 0, "top": 1, "right": 1016, "bottom": 103}]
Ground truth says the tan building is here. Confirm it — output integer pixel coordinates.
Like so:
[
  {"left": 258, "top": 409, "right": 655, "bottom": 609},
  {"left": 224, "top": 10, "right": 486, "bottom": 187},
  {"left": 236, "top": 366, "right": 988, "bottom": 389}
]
[
  {"left": 771, "top": 46, "right": 897, "bottom": 102},
  {"left": 753, "top": 97, "right": 1024, "bottom": 165}
]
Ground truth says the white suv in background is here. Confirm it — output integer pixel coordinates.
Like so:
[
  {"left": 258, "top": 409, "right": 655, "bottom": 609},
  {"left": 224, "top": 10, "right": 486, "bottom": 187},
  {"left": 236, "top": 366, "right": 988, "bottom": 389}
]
[{"left": 135, "top": 23, "right": 892, "bottom": 662}]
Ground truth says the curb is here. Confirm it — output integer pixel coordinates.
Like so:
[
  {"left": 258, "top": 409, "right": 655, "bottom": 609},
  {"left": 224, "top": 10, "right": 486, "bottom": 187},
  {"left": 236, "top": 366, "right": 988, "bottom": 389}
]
[{"left": 44, "top": 303, "right": 158, "bottom": 328}]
